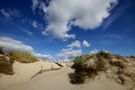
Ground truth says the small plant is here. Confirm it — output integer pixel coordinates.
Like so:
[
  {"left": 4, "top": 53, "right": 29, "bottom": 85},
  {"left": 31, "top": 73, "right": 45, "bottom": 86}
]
[
  {"left": 9, "top": 51, "right": 38, "bottom": 63},
  {"left": 0, "top": 47, "right": 5, "bottom": 55},
  {"left": 114, "top": 54, "right": 124, "bottom": 60},
  {"left": 71, "top": 52, "right": 109, "bottom": 84},
  {"left": 96, "top": 58, "right": 107, "bottom": 71},
  {"left": 0, "top": 56, "right": 14, "bottom": 75},
  {"left": 72, "top": 56, "right": 86, "bottom": 69},
  {"left": 110, "top": 61, "right": 125, "bottom": 69},
  {"left": 97, "top": 51, "right": 113, "bottom": 60},
  {"left": 128, "top": 56, "right": 135, "bottom": 58}
]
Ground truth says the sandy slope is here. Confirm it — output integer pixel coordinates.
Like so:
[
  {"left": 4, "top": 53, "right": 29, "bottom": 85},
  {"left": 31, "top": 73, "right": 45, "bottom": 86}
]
[
  {"left": 0, "top": 61, "right": 61, "bottom": 90},
  {"left": 0, "top": 66, "right": 127, "bottom": 90}
]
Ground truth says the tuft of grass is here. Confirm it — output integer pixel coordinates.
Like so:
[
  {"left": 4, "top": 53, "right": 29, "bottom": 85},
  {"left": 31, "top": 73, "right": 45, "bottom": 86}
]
[
  {"left": 110, "top": 61, "right": 125, "bottom": 69},
  {"left": 70, "top": 51, "right": 135, "bottom": 90},
  {"left": 0, "top": 56, "right": 14, "bottom": 75},
  {"left": 0, "top": 47, "right": 5, "bottom": 55},
  {"left": 114, "top": 54, "right": 125, "bottom": 60},
  {"left": 128, "top": 56, "right": 135, "bottom": 59},
  {"left": 96, "top": 51, "right": 113, "bottom": 60},
  {"left": 71, "top": 53, "right": 108, "bottom": 84},
  {"left": 9, "top": 51, "right": 38, "bottom": 63},
  {"left": 96, "top": 58, "right": 107, "bottom": 71}
]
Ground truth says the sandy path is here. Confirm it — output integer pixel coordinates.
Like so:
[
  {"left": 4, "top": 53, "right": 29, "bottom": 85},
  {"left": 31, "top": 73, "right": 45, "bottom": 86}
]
[
  {"left": 1, "top": 66, "right": 127, "bottom": 90},
  {"left": 0, "top": 61, "right": 61, "bottom": 90}
]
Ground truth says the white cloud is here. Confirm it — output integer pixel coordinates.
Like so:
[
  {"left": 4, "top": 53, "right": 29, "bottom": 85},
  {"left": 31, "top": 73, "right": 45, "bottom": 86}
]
[
  {"left": 32, "top": 0, "right": 39, "bottom": 12},
  {"left": 0, "top": 9, "right": 10, "bottom": 18},
  {"left": 83, "top": 40, "right": 90, "bottom": 47},
  {"left": 57, "top": 48, "right": 82, "bottom": 61},
  {"left": 67, "top": 40, "right": 81, "bottom": 48},
  {"left": 0, "top": 9, "right": 22, "bottom": 18},
  {"left": 103, "top": 3, "right": 128, "bottom": 31},
  {"left": 0, "top": 36, "right": 54, "bottom": 60},
  {"left": 38, "top": 0, "right": 118, "bottom": 40},
  {"left": 0, "top": 36, "right": 33, "bottom": 52},
  {"left": 32, "top": 20, "right": 38, "bottom": 28},
  {"left": 57, "top": 40, "right": 84, "bottom": 61},
  {"left": 103, "top": 34, "right": 121, "bottom": 39},
  {"left": 34, "top": 52, "right": 53, "bottom": 60},
  {"left": 90, "top": 49, "right": 98, "bottom": 54},
  {"left": 23, "top": 29, "right": 33, "bottom": 36}
]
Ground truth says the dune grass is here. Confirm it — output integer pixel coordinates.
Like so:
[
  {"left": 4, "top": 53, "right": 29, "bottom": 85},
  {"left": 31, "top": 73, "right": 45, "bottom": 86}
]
[
  {"left": 0, "top": 47, "right": 38, "bottom": 75},
  {"left": 0, "top": 56, "right": 14, "bottom": 75},
  {"left": 70, "top": 51, "right": 128, "bottom": 84},
  {"left": 0, "top": 47, "right": 5, "bottom": 55},
  {"left": 9, "top": 51, "right": 38, "bottom": 63},
  {"left": 71, "top": 56, "right": 107, "bottom": 84}
]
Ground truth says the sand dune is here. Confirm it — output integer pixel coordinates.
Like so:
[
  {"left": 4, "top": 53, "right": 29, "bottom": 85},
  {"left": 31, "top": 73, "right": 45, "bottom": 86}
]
[
  {"left": 0, "top": 66, "right": 127, "bottom": 90},
  {"left": 0, "top": 61, "right": 61, "bottom": 90}
]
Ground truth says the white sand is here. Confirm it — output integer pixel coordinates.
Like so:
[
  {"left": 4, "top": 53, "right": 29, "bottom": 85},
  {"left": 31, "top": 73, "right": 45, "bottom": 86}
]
[
  {"left": 0, "top": 61, "right": 61, "bottom": 90},
  {"left": 0, "top": 66, "right": 127, "bottom": 90}
]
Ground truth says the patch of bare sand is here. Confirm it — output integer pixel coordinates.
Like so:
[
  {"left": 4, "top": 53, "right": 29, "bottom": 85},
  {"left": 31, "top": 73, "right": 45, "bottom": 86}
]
[
  {"left": 1, "top": 67, "right": 127, "bottom": 90},
  {"left": 0, "top": 61, "right": 61, "bottom": 90}
]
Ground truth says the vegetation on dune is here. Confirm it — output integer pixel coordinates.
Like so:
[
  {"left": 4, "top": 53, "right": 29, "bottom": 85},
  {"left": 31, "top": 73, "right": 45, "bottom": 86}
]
[
  {"left": 127, "top": 56, "right": 135, "bottom": 59},
  {"left": 71, "top": 52, "right": 108, "bottom": 84},
  {"left": 9, "top": 51, "right": 38, "bottom": 63},
  {"left": 0, "top": 47, "right": 14, "bottom": 75},
  {"left": 0, "top": 56, "right": 14, "bottom": 75},
  {"left": 0, "top": 47, "right": 38, "bottom": 75},
  {"left": 70, "top": 51, "right": 135, "bottom": 89},
  {"left": 0, "top": 47, "right": 5, "bottom": 55}
]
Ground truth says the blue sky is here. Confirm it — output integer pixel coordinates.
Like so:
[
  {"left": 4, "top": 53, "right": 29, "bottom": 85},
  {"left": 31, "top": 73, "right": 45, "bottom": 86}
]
[{"left": 0, "top": 0, "right": 135, "bottom": 61}]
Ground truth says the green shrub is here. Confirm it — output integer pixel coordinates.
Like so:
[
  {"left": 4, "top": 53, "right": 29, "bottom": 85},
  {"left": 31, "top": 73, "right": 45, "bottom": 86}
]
[
  {"left": 9, "top": 51, "right": 38, "bottom": 63},
  {"left": 96, "top": 58, "right": 107, "bottom": 71},
  {"left": 128, "top": 56, "right": 135, "bottom": 58},
  {"left": 114, "top": 54, "right": 124, "bottom": 60},
  {"left": 110, "top": 61, "right": 125, "bottom": 69},
  {"left": 97, "top": 51, "right": 113, "bottom": 60},
  {"left": 72, "top": 56, "right": 85, "bottom": 69},
  {"left": 70, "top": 71, "right": 86, "bottom": 84},
  {"left": 71, "top": 53, "right": 109, "bottom": 84}
]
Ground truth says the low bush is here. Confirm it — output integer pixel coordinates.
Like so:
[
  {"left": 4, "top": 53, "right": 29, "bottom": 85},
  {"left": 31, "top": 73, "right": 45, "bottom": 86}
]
[
  {"left": 71, "top": 53, "right": 108, "bottom": 84},
  {"left": 96, "top": 58, "right": 107, "bottom": 71},
  {"left": 0, "top": 47, "right": 5, "bottom": 55},
  {"left": 110, "top": 61, "right": 125, "bottom": 69},
  {"left": 0, "top": 56, "right": 14, "bottom": 75},
  {"left": 96, "top": 51, "right": 113, "bottom": 60},
  {"left": 9, "top": 51, "right": 38, "bottom": 63}
]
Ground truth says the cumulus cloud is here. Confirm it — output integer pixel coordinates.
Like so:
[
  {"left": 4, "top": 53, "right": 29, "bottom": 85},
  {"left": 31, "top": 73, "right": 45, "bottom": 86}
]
[
  {"left": 0, "top": 9, "right": 22, "bottom": 18},
  {"left": 0, "top": 36, "right": 53, "bottom": 60},
  {"left": 83, "top": 40, "right": 90, "bottom": 47},
  {"left": 90, "top": 49, "right": 98, "bottom": 54},
  {"left": 0, "top": 36, "right": 33, "bottom": 51},
  {"left": 57, "top": 48, "right": 82, "bottom": 61},
  {"left": 37, "top": 0, "right": 118, "bottom": 40},
  {"left": 34, "top": 52, "right": 53, "bottom": 60},
  {"left": 67, "top": 40, "right": 81, "bottom": 48},
  {"left": 57, "top": 40, "right": 86, "bottom": 61}
]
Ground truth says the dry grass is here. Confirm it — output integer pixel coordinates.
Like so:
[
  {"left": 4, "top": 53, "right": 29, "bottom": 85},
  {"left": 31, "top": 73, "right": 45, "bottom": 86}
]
[
  {"left": 0, "top": 47, "right": 5, "bottom": 55},
  {"left": 0, "top": 55, "right": 14, "bottom": 75},
  {"left": 0, "top": 48, "right": 38, "bottom": 75},
  {"left": 70, "top": 50, "right": 135, "bottom": 89},
  {"left": 71, "top": 52, "right": 109, "bottom": 84},
  {"left": 9, "top": 51, "right": 38, "bottom": 63}
]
